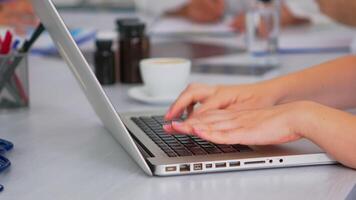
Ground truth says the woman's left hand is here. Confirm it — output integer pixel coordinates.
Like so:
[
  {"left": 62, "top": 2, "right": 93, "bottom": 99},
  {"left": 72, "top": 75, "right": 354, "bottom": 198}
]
[{"left": 164, "top": 102, "right": 308, "bottom": 145}]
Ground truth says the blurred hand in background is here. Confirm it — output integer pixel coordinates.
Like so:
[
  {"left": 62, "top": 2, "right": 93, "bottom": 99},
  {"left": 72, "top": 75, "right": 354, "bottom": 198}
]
[
  {"left": 0, "top": 0, "right": 38, "bottom": 35},
  {"left": 169, "top": 0, "right": 225, "bottom": 23}
]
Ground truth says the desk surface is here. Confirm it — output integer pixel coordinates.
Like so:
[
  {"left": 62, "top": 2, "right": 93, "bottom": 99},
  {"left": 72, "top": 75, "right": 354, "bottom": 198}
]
[
  {"left": 1, "top": 53, "right": 355, "bottom": 200},
  {"left": 1, "top": 11, "right": 356, "bottom": 200}
]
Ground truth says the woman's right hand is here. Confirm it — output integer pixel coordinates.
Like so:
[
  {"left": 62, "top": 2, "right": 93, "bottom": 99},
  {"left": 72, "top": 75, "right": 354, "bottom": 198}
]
[{"left": 165, "top": 82, "right": 282, "bottom": 121}]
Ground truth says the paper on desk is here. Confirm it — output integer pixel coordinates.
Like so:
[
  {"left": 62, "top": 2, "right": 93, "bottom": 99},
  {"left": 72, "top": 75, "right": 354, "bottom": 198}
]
[
  {"left": 279, "top": 24, "right": 355, "bottom": 50},
  {"left": 149, "top": 17, "right": 235, "bottom": 36},
  {"left": 31, "top": 28, "right": 97, "bottom": 55}
]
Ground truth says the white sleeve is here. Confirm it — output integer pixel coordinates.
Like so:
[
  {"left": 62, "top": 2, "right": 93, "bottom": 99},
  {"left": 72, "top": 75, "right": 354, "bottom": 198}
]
[
  {"left": 283, "top": 0, "right": 333, "bottom": 24},
  {"left": 134, "top": 0, "right": 188, "bottom": 16},
  {"left": 225, "top": 0, "right": 250, "bottom": 14},
  {"left": 351, "top": 36, "right": 356, "bottom": 54}
]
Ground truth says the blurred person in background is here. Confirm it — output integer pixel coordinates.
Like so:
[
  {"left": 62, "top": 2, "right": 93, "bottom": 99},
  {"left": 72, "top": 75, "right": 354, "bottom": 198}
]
[
  {"left": 0, "top": 0, "right": 37, "bottom": 34},
  {"left": 135, "top": 0, "right": 330, "bottom": 31},
  {"left": 4, "top": 0, "right": 327, "bottom": 33}
]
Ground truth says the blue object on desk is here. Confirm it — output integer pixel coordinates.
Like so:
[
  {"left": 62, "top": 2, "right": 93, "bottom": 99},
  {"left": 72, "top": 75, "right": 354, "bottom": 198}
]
[
  {"left": 0, "top": 155, "right": 10, "bottom": 193},
  {"left": 0, "top": 156, "right": 11, "bottom": 173},
  {"left": 31, "top": 29, "right": 96, "bottom": 56},
  {"left": 0, "top": 139, "right": 14, "bottom": 192},
  {"left": 0, "top": 139, "right": 14, "bottom": 152}
]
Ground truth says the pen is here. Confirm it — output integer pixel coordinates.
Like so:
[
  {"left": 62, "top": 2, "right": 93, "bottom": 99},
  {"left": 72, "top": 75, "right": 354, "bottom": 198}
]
[
  {"left": 0, "top": 31, "right": 12, "bottom": 55},
  {"left": 0, "top": 23, "right": 45, "bottom": 100},
  {"left": 11, "top": 39, "right": 29, "bottom": 104},
  {"left": 0, "top": 31, "right": 26, "bottom": 105},
  {"left": 12, "top": 39, "right": 20, "bottom": 51},
  {"left": 20, "top": 23, "right": 45, "bottom": 53}
]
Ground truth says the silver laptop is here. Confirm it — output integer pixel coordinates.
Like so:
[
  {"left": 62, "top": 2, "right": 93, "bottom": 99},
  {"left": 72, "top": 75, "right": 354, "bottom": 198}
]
[{"left": 32, "top": 0, "right": 336, "bottom": 176}]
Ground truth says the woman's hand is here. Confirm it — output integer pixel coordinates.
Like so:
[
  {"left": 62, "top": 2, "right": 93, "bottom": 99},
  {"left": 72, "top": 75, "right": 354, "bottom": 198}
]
[
  {"left": 165, "top": 101, "right": 356, "bottom": 169},
  {"left": 164, "top": 102, "right": 306, "bottom": 145},
  {"left": 0, "top": 0, "right": 38, "bottom": 35},
  {"left": 170, "top": 0, "right": 225, "bottom": 23},
  {"left": 165, "top": 82, "right": 282, "bottom": 121}
]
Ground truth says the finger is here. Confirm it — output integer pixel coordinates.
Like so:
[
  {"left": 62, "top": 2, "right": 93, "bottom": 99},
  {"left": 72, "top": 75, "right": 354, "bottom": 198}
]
[
  {"left": 207, "top": 117, "right": 243, "bottom": 132},
  {"left": 163, "top": 124, "right": 175, "bottom": 133},
  {"left": 226, "top": 100, "right": 264, "bottom": 112},
  {"left": 193, "top": 97, "right": 229, "bottom": 115},
  {"left": 187, "top": 104, "right": 194, "bottom": 117},
  {"left": 170, "top": 121, "right": 198, "bottom": 135},
  {"left": 165, "top": 84, "right": 213, "bottom": 120},
  {"left": 190, "top": 110, "right": 239, "bottom": 125},
  {"left": 193, "top": 125, "right": 254, "bottom": 145},
  {"left": 192, "top": 125, "right": 235, "bottom": 144}
]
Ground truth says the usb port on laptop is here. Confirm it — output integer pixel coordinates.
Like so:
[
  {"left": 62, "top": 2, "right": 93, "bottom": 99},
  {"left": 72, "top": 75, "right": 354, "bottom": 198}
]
[
  {"left": 215, "top": 162, "right": 227, "bottom": 168},
  {"left": 193, "top": 163, "right": 203, "bottom": 171}
]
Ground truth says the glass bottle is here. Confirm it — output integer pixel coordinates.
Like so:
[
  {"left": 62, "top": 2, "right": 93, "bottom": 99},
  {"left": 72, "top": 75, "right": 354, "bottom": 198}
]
[
  {"left": 119, "top": 21, "right": 150, "bottom": 83},
  {"left": 115, "top": 18, "right": 140, "bottom": 82},
  {"left": 245, "top": 0, "right": 281, "bottom": 66},
  {"left": 94, "top": 39, "right": 116, "bottom": 85}
]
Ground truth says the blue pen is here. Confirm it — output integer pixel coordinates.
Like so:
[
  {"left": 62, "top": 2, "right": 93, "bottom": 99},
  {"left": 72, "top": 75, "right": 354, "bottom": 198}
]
[{"left": 12, "top": 39, "right": 20, "bottom": 51}]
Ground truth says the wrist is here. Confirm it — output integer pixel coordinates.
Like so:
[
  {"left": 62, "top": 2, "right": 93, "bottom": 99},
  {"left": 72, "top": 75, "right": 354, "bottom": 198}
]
[
  {"left": 257, "top": 79, "right": 288, "bottom": 106},
  {"left": 290, "top": 101, "right": 320, "bottom": 139}
]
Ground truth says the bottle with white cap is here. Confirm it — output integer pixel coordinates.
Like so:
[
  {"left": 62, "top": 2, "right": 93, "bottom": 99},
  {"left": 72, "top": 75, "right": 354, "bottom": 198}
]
[
  {"left": 245, "top": 0, "right": 281, "bottom": 66},
  {"left": 94, "top": 32, "right": 116, "bottom": 85}
]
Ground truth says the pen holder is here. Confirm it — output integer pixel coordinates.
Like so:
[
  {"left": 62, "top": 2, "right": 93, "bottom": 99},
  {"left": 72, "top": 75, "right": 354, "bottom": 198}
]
[{"left": 0, "top": 53, "right": 29, "bottom": 111}]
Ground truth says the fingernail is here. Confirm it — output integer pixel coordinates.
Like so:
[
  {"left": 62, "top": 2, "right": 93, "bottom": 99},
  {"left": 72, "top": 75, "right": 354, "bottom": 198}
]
[
  {"left": 163, "top": 124, "right": 169, "bottom": 129},
  {"left": 172, "top": 121, "right": 183, "bottom": 127},
  {"left": 163, "top": 124, "right": 172, "bottom": 132}
]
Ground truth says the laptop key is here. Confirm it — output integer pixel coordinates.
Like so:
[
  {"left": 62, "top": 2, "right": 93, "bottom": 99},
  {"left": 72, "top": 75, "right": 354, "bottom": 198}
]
[
  {"left": 220, "top": 147, "right": 237, "bottom": 153},
  {"left": 174, "top": 135, "right": 189, "bottom": 138},
  {"left": 169, "top": 144, "right": 185, "bottom": 149},
  {"left": 232, "top": 144, "right": 252, "bottom": 152},
  {"left": 132, "top": 116, "right": 252, "bottom": 158},
  {"left": 184, "top": 143, "right": 198, "bottom": 148},
  {"left": 166, "top": 152, "right": 178, "bottom": 157},
  {"left": 204, "top": 147, "right": 222, "bottom": 154},
  {"left": 175, "top": 150, "right": 193, "bottom": 156},
  {"left": 190, "top": 147, "right": 207, "bottom": 155},
  {"left": 201, "top": 144, "right": 215, "bottom": 148}
]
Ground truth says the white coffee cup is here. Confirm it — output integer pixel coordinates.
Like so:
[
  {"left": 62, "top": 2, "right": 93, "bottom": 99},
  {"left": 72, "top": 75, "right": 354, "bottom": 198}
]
[{"left": 140, "top": 58, "right": 191, "bottom": 98}]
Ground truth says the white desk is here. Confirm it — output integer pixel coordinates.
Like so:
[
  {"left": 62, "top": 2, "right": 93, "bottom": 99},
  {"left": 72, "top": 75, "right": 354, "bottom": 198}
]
[
  {"left": 0, "top": 52, "right": 355, "bottom": 200},
  {"left": 1, "top": 10, "right": 356, "bottom": 200}
]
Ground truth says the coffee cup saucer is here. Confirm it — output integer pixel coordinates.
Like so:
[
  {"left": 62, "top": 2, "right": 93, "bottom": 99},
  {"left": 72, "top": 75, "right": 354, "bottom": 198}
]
[{"left": 128, "top": 86, "right": 177, "bottom": 105}]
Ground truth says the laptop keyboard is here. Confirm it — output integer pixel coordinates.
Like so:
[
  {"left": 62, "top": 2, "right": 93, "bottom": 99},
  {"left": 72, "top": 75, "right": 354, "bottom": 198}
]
[{"left": 131, "top": 116, "right": 252, "bottom": 157}]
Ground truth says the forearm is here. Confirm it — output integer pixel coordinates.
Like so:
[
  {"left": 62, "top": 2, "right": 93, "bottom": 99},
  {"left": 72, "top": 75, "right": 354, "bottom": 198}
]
[
  {"left": 134, "top": 0, "right": 187, "bottom": 15},
  {"left": 296, "top": 101, "right": 356, "bottom": 169},
  {"left": 317, "top": 0, "right": 356, "bottom": 27},
  {"left": 265, "top": 55, "right": 356, "bottom": 109}
]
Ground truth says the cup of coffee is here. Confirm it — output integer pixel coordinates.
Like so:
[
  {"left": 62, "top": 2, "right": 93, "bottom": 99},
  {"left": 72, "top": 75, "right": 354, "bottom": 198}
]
[{"left": 140, "top": 58, "right": 191, "bottom": 98}]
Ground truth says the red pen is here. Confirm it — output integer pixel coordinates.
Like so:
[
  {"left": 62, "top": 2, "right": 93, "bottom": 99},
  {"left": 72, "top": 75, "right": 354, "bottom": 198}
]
[
  {"left": 1, "top": 31, "right": 12, "bottom": 54},
  {"left": 1, "top": 30, "right": 29, "bottom": 104},
  {"left": 0, "top": 35, "right": 2, "bottom": 52}
]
